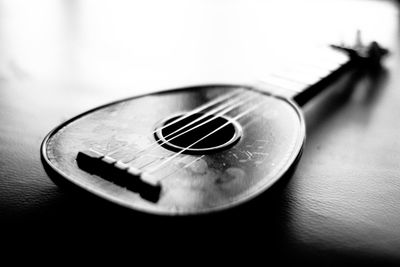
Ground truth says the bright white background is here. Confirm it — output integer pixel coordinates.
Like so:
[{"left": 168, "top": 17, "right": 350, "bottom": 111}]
[{"left": 0, "top": 0, "right": 397, "bottom": 99}]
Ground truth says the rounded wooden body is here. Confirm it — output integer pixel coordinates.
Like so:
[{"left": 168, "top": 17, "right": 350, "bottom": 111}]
[{"left": 41, "top": 85, "right": 305, "bottom": 215}]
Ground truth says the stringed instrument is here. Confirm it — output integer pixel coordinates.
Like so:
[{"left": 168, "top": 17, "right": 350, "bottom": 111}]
[{"left": 41, "top": 38, "right": 388, "bottom": 215}]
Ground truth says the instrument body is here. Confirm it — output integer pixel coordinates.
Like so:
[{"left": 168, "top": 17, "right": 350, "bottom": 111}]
[
  {"left": 41, "top": 40, "right": 387, "bottom": 215},
  {"left": 42, "top": 85, "right": 305, "bottom": 215}
]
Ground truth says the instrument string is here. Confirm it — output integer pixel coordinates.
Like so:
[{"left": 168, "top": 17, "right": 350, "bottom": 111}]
[
  {"left": 158, "top": 155, "right": 206, "bottom": 181},
  {"left": 99, "top": 60, "right": 336, "bottom": 159},
  {"left": 126, "top": 92, "right": 258, "bottom": 170},
  {"left": 146, "top": 97, "right": 267, "bottom": 175},
  {"left": 81, "top": 49, "right": 354, "bottom": 186},
  {"left": 137, "top": 154, "right": 190, "bottom": 170},
  {"left": 145, "top": 56, "right": 349, "bottom": 177},
  {"left": 125, "top": 91, "right": 258, "bottom": 165},
  {"left": 92, "top": 46, "right": 346, "bottom": 158},
  {"left": 105, "top": 88, "right": 245, "bottom": 157}
]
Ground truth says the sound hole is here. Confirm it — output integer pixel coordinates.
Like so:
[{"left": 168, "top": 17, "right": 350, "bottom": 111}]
[{"left": 154, "top": 113, "right": 242, "bottom": 155}]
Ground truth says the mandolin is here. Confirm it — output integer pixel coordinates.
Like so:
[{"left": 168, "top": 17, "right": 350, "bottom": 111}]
[{"left": 41, "top": 38, "right": 388, "bottom": 215}]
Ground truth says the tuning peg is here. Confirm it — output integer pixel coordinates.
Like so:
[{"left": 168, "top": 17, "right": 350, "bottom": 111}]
[
  {"left": 330, "top": 31, "right": 388, "bottom": 67},
  {"left": 366, "top": 41, "right": 389, "bottom": 66}
]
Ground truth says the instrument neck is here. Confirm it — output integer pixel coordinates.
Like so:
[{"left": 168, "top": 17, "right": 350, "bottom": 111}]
[
  {"left": 293, "top": 58, "right": 358, "bottom": 106},
  {"left": 259, "top": 48, "right": 364, "bottom": 106}
]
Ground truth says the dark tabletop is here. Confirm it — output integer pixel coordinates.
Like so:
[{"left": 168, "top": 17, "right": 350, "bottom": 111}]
[{"left": 1, "top": 0, "right": 399, "bottom": 264}]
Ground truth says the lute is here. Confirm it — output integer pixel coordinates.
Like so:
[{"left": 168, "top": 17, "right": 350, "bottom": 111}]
[{"left": 41, "top": 38, "right": 388, "bottom": 215}]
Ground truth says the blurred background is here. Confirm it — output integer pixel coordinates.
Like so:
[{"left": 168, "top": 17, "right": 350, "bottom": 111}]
[{"left": 0, "top": 0, "right": 398, "bottom": 101}]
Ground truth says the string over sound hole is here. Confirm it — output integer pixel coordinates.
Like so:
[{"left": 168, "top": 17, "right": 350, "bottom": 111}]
[{"left": 154, "top": 112, "right": 242, "bottom": 155}]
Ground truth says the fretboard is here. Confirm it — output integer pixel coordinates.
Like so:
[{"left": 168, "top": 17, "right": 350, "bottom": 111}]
[{"left": 259, "top": 48, "right": 355, "bottom": 105}]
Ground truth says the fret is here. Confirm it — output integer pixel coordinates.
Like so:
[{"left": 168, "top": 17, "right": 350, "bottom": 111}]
[
  {"left": 270, "top": 73, "right": 312, "bottom": 88},
  {"left": 262, "top": 74, "right": 306, "bottom": 94},
  {"left": 271, "top": 68, "right": 326, "bottom": 86},
  {"left": 277, "top": 64, "right": 329, "bottom": 79},
  {"left": 258, "top": 81, "right": 299, "bottom": 99},
  {"left": 298, "top": 60, "right": 339, "bottom": 72}
]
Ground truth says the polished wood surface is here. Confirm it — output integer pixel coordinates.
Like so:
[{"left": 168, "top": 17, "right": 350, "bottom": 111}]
[{"left": 1, "top": 0, "right": 400, "bottom": 264}]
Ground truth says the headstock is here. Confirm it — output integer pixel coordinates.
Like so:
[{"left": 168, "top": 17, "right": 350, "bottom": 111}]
[{"left": 330, "top": 31, "right": 389, "bottom": 68}]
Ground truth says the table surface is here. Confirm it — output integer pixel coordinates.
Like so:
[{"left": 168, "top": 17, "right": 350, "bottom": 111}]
[{"left": 1, "top": 0, "right": 400, "bottom": 263}]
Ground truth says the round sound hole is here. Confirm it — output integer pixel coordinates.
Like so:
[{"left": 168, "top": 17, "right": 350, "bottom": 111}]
[{"left": 154, "top": 113, "right": 242, "bottom": 154}]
